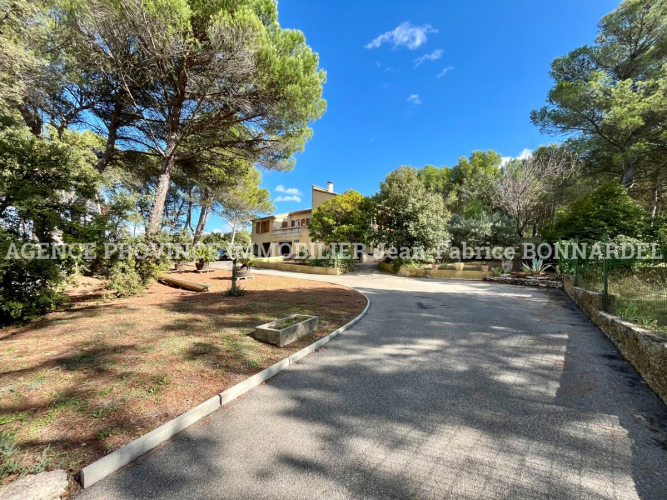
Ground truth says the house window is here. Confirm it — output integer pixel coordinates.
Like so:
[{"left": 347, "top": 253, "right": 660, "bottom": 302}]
[
  {"left": 295, "top": 220, "right": 301, "bottom": 227},
  {"left": 256, "top": 222, "right": 260, "bottom": 234},
  {"left": 259, "top": 221, "right": 269, "bottom": 233},
  {"left": 281, "top": 221, "right": 288, "bottom": 228},
  {"left": 306, "top": 218, "right": 311, "bottom": 225}
]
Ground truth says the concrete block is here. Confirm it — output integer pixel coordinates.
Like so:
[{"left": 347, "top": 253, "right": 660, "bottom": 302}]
[
  {"left": 289, "top": 291, "right": 370, "bottom": 364},
  {"left": 254, "top": 315, "right": 319, "bottom": 347}
]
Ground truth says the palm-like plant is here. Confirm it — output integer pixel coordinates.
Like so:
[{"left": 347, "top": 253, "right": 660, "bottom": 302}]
[{"left": 521, "top": 258, "right": 553, "bottom": 275}]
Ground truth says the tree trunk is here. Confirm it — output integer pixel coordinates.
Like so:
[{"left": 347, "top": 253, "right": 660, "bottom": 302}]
[
  {"left": 620, "top": 158, "right": 637, "bottom": 188},
  {"left": 230, "top": 215, "right": 238, "bottom": 247},
  {"left": 95, "top": 99, "right": 123, "bottom": 173},
  {"left": 20, "top": 105, "right": 43, "bottom": 136},
  {"left": 71, "top": 99, "right": 124, "bottom": 212},
  {"left": 651, "top": 187, "right": 660, "bottom": 218},
  {"left": 185, "top": 199, "right": 193, "bottom": 232},
  {"left": 192, "top": 188, "right": 211, "bottom": 245},
  {"left": 169, "top": 199, "right": 186, "bottom": 233},
  {"left": 230, "top": 257, "right": 239, "bottom": 295},
  {"left": 147, "top": 155, "right": 176, "bottom": 235}
]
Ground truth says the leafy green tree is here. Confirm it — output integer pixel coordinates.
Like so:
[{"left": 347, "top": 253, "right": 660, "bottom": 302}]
[
  {"left": 531, "top": 0, "right": 667, "bottom": 189},
  {"left": 374, "top": 167, "right": 451, "bottom": 254},
  {"left": 0, "top": 125, "right": 102, "bottom": 241},
  {"left": 0, "top": 0, "right": 43, "bottom": 121},
  {"left": 308, "top": 190, "right": 373, "bottom": 245},
  {"left": 418, "top": 151, "right": 502, "bottom": 214},
  {"left": 418, "top": 165, "right": 454, "bottom": 200},
  {"left": 546, "top": 182, "right": 648, "bottom": 242},
  {"left": 449, "top": 211, "right": 518, "bottom": 248},
  {"left": 73, "top": 0, "right": 326, "bottom": 235},
  {"left": 0, "top": 123, "right": 105, "bottom": 324}
]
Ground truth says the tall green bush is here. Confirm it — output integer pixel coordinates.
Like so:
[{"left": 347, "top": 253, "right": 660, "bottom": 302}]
[
  {"left": 449, "top": 211, "right": 518, "bottom": 248},
  {"left": 546, "top": 183, "right": 648, "bottom": 242}
]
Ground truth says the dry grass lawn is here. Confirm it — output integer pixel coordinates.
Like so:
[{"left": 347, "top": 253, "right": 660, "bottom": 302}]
[{"left": 0, "top": 269, "right": 365, "bottom": 489}]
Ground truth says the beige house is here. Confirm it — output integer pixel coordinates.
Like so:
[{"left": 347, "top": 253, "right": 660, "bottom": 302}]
[{"left": 251, "top": 182, "right": 337, "bottom": 257}]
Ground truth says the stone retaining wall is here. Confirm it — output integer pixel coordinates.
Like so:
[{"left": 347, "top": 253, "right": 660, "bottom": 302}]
[
  {"left": 562, "top": 275, "right": 667, "bottom": 405},
  {"left": 253, "top": 261, "right": 344, "bottom": 275},
  {"left": 483, "top": 276, "right": 562, "bottom": 288},
  {"left": 378, "top": 262, "right": 489, "bottom": 280}
]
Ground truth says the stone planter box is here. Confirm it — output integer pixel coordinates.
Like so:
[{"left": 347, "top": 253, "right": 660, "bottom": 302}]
[
  {"left": 484, "top": 275, "right": 562, "bottom": 288},
  {"left": 378, "top": 262, "right": 490, "bottom": 280},
  {"left": 254, "top": 315, "right": 319, "bottom": 347},
  {"left": 253, "top": 261, "right": 347, "bottom": 275}
]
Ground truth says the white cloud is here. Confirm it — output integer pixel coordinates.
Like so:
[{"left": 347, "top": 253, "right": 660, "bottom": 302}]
[
  {"left": 407, "top": 94, "right": 421, "bottom": 105},
  {"left": 518, "top": 148, "right": 532, "bottom": 160},
  {"left": 501, "top": 148, "right": 533, "bottom": 166},
  {"left": 415, "top": 49, "right": 443, "bottom": 66},
  {"left": 365, "top": 22, "right": 437, "bottom": 50},
  {"left": 275, "top": 195, "right": 302, "bottom": 203},
  {"left": 437, "top": 66, "right": 454, "bottom": 78},
  {"left": 275, "top": 185, "right": 302, "bottom": 196}
]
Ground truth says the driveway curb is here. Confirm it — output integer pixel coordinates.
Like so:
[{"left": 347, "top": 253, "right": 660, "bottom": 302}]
[{"left": 79, "top": 291, "right": 370, "bottom": 489}]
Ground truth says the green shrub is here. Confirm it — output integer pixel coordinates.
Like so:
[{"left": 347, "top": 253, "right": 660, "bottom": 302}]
[
  {"left": 102, "top": 235, "right": 171, "bottom": 297},
  {"left": 309, "top": 252, "right": 354, "bottom": 272},
  {"left": 309, "top": 257, "right": 333, "bottom": 268},
  {"left": 228, "top": 284, "right": 246, "bottom": 297},
  {"left": 449, "top": 211, "right": 518, "bottom": 248},
  {"left": 0, "top": 432, "right": 22, "bottom": 481},
  {"left": 546, "top": 183, "right": 648, "bottom": 243},
  {"left": 390, "top": 258, "right": 423, "bottom": 272},
  {"left": 0, "top": 239, "right": 73, "bottom": 325},
  {"left": 616, "top": 302, "right": 659, "bottom": 331},
  {"left": 104, "top": 259, "right": 145, "bottom": 297}
]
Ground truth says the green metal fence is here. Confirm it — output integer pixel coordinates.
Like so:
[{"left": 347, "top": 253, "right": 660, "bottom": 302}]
[{"left": 572, "top": 240, "right": 667, "bottom": 335}]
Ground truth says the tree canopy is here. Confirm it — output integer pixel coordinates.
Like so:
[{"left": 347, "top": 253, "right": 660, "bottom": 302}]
[
  {"left": 69, "top": 0, "right": 326, "bottom": 234},
  {"left": 374, "top": 166, "right": 451, "bottom": 254},
  {"left": 531, "top": 0, "right": 667, "bottom": 197},
  {"left": 308, "top": 190, "right": 373, "bottom": 245},
  {"left": 546, "top": 182, "right": 648, "bottom": 242}
]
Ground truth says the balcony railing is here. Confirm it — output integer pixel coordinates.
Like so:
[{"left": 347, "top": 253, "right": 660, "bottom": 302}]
[{"left": 271, "top": 226, "right": 302, "bottom": 238}]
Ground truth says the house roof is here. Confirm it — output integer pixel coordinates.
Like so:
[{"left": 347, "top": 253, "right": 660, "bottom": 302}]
[
  {"left": 252, "top": 185, "right": 336, "bottom": 223},
  {"left": 312, "top": 185, "right": 339, "bottom": 195}
]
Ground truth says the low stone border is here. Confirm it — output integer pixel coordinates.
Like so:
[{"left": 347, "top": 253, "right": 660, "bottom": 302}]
[
  {"left": 79, "top": 292, "right": 370, "bottom": 489},
  {"left": 253, "top": 261, "right": 346, "bottom": 275},
  {"left": 563, "top": 275, "right": 667, "bottom": 405},
  {"left": 378, "top": 262, "right": 490, "bottom": 280},
  {"left": 483, "top": 275, "right": 563, "bottom": 288}
]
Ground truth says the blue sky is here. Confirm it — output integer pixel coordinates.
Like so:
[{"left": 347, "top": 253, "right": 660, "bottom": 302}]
[{"left": 208, "top": 0, "right": 620, "bottom": 231}]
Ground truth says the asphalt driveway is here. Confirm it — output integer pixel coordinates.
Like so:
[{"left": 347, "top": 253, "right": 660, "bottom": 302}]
[{"left": 78, "top": 264, "right": 667, "bottom": 499}]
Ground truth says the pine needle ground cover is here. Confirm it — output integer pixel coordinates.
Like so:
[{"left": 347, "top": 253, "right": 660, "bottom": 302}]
[{"left": 0, "top": 270, "right": 365, "bottom": 487}]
